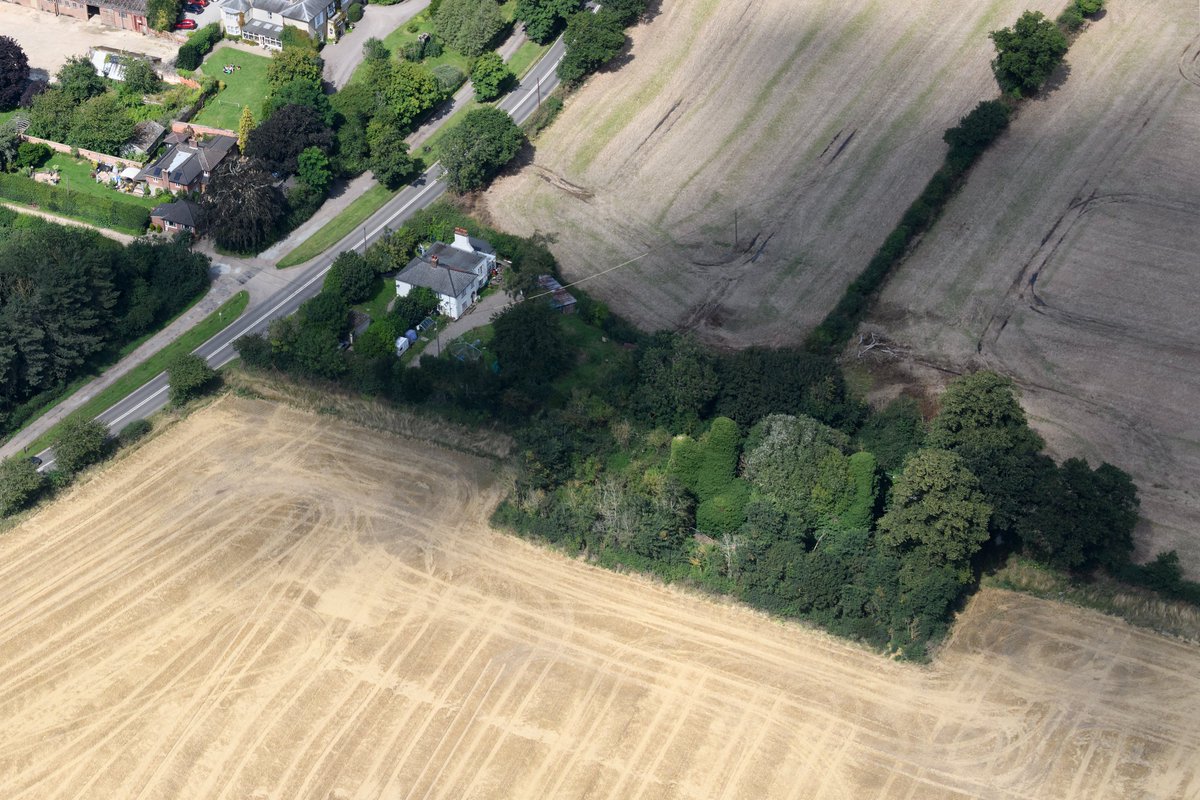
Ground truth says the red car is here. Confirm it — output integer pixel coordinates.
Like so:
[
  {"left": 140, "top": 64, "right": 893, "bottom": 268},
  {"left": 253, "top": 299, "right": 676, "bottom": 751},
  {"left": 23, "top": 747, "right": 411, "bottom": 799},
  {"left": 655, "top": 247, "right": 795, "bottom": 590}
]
[
  {"left": 192, "top": 0, "right": 208, "bottom": 5},
  {"left": 173, "top": 17, "right": 197, "bottom": 29}
]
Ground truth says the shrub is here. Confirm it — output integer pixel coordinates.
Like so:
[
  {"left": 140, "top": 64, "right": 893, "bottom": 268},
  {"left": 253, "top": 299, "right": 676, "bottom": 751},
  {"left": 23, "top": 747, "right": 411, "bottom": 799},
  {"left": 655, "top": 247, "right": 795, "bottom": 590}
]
[
  {"left": 402, "top": 41, "right": 425, "bottom": 61},
  {"left": 431, "top": 64, "right": 466, "bottom": 95},
  {"left": 696, "top": 478, "right": 751, "bottom": 536},
  {"left": 523, "top": 94, "right": 563, "bottom": 138},
  {"left": 118, "top": 418, "right": 152, "bottom": 445},
  {"left": 1076, "top": 0, "right": 1104, "bottom": 15},
  {"left": 0, "top": 456, "right": 46, "bottom": 517},
  {"left": 176, "top": 23, "right": 222, "bottom": 70},
  {"left": 282, "top": 26, "right": 317, "bottom": 50},
  {"left": 347, "top": 2, "right": 363, "bottom": 21},
  {"left": 1057, "top": 6, "right": 1084, "bottom": 31},
  {"left": 15, "top": 141, "right": 51, "bottom": 170}
]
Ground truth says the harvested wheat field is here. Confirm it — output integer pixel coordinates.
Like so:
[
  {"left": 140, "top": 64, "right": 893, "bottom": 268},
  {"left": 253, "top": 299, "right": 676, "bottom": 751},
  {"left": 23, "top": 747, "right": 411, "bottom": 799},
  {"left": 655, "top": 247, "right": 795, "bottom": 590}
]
[
  {"left": 484, "top": 0, "right": 1061, "bottom": 347},
  {"left": 865, "top": 0, "right": 1200, "bottom": 574},
  {"left": 2, "top": 397, "right": 1199, "bottom": 798}
]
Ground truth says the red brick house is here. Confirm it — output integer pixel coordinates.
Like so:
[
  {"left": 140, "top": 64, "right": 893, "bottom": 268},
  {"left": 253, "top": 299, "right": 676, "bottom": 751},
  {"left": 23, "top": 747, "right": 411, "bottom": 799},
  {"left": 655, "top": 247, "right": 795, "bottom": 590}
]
[
  {"left": 6, "top": 0, "right": 149, "bottom": 32},
  {"left": 136, "top": 131, "right": 237, "bottom": 195}
]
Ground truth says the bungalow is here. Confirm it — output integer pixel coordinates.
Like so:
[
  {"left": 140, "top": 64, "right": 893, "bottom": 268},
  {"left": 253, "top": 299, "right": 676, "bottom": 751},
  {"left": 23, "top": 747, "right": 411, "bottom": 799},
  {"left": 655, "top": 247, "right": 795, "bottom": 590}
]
[
  {"left": 395, "top": 228, "right": 496, "bottom": 320},
  {"left": 150, "top": 199, "right": 202, "bottom": 234},
  {"left": 6, "top": 0, "right": 148, "bottom": 32},
  {"left": 136, "top": 131, "right": 236, "bottom": 195},
  {"left": 218, "top": 0, "right": 345, "bottom": 50}
]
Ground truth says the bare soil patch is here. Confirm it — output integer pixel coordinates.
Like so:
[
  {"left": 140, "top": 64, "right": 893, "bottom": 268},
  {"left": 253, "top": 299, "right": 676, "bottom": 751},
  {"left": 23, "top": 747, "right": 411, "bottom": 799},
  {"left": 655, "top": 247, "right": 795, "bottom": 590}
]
[
  {"left": 1, "top": 396, "right": 1198, "bottom": 798},
  {"left": 483, "top": 0, "right": 1062, "bottom": 347},
  {"left": 865, "top": 0, "right": 1200, "bottom": 575},
  {"left": 0, "top": 4, "right": 180, "bottom": 78}
]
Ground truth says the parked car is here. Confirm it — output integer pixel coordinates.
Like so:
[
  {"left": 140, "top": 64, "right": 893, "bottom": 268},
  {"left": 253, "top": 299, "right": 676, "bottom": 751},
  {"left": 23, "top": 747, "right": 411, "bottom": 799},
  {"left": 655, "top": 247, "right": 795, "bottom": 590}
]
[
  {"left": 193, "top": 0, "right": 208, "bottom": 7},
  {"left": 173, "top": 17, "right": 197, "bottom": 29},
  {"left": 184, "top": 3, "right": 203, "bottom": 12},
  {"left": 27, "top": 456, "right": 42, "bottom": 468}
]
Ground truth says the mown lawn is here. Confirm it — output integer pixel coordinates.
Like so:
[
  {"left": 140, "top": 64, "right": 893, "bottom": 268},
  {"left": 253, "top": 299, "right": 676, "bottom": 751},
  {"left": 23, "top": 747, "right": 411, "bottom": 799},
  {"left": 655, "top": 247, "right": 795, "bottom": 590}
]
[
  {"left": 44, "top": 155, "right": 162, "bottom": 209},
  {"left": 355, "top": 277, "right": 397, "bottom": 321},
  {"left": 276, "top": 183, "right": 392, "bottom": 268},
  {"left": 192, "top": 48, "right": 273, "bottom": 131},
  {"left": 349, "top": 10, "right": 472, "bottom": 86}
]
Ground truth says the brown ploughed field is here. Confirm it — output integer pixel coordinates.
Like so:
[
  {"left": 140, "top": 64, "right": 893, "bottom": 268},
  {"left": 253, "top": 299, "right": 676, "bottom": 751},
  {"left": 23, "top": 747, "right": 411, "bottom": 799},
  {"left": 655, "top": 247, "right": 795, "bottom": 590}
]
[
  {"left": 484, "top": 0, "right": 1061, "bottom": 347},
  {"left": 1, "top": 397, "right": 1199, "bottom": 798},
  {"left": 865, "top": 0, "right": 1200, "bottom": 575}
]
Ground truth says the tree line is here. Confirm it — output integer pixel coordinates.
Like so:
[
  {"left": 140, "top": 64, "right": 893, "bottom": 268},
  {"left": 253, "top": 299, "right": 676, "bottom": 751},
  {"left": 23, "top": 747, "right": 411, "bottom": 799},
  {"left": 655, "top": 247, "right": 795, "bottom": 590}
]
[{"left": 0, "top": 211, "right": 210, "bottom": 437}]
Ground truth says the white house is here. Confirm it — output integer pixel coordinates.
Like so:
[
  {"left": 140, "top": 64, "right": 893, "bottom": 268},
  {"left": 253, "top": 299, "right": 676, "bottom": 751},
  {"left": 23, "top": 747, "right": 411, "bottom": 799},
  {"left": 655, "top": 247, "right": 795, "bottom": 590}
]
[
  {"left": 218, "top": 0, "right": 344, "bottom": 49},
  {"left": 395, "top": 228, "right": 496, "bottom": 320}
]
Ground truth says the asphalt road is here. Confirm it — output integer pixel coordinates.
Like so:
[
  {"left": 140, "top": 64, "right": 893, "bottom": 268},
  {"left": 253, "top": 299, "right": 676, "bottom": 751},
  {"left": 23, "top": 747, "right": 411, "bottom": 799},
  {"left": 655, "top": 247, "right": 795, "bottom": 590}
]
[{"left": 34, "top": 37, "right": 566, "bottom": 471}]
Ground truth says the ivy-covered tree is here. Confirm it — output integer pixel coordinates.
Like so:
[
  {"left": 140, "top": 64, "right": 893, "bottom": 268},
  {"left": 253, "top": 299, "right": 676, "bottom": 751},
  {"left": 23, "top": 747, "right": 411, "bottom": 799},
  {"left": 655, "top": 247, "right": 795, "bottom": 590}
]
[
  {"left": 989, "top": 10, "right": 1069, "bottom": 96},
  {"left": 0, "top": 35, "right": 30, "bottom": 111}
]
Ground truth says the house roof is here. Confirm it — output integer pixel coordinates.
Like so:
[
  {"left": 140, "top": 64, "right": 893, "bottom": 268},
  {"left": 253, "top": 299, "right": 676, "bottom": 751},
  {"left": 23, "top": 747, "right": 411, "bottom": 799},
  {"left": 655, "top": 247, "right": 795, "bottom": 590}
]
[
  {"left": 151, "top": 199, "right": 201, "bottom": 227},
  {"left": 221, "top": 0, "right": 252, "bottom": 11},
  {"left": 125, "top": 120, "right": 165, "bottom": 154},
  {"left": 98, "top": 0, "right": 148, "bottom": 13},
  {"left": 227, "top": 0, "right": 328, "bottom": 22},
  {"left": 422, "top": 241, "right": 490, "bottom": 273},
  {"left": 138, "top": 135, "right": 236, "bottom": 186},
  {"left": 397, "top": 258, "right": 478, "bottom": 300}
]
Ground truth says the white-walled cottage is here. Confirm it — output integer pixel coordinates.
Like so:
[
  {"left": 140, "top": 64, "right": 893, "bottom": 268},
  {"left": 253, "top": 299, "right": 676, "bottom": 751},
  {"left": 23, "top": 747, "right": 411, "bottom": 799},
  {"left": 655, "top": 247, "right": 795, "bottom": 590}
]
[{"left": 395, "top": 228, "right": 496, "bottom": 320}]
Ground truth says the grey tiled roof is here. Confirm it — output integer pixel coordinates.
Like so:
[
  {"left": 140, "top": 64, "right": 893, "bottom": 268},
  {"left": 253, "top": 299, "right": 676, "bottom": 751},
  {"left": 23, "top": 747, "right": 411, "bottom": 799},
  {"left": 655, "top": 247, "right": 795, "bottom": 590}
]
[
  {"left": 151, "top": 199, "right": 201, "bottom": 227},
  {"left": 396, "top": 259, "right": 477, "bottom": 298}
]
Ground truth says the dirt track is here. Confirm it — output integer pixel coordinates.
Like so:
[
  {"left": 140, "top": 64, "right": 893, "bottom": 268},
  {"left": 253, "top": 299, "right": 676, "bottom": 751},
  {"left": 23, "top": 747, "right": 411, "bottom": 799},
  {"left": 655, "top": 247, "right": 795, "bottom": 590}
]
[
  {"left": 1, "top": 397, "right": 1198, "bottom": 798},
  {"left": 484, "top": 0, "right": 1061, "bottom": 347},
  {"left": 866, "top": 0, "right": 1200, "bottom": 575}
]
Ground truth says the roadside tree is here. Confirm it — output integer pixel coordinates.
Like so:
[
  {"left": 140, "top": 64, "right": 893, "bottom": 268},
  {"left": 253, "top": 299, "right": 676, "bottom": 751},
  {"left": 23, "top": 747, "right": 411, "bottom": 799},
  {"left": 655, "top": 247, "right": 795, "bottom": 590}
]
[
  {"left": 439, "top": 106, "right": 524, "bottom": 192},
  {"left": 53, "top": 416, "right": 110, "bottom": 475},
  {"left": 470, "top": 52, "right": 513, "bottom": 102},
  {"left": 0, "top": 35, "right": 30, "bottom": 111},
  {"left": 267, "top": 46, "right": 324, "bottom": 88},
  {"left": 0, "top": 456, "right": 45, "bottom": 517},
  {"left": 297, "top": 146, "right": 333, "bottom": 194},
  {"left": 434, "top": 0, "right": 504, "bottom": 58},
  {"left": 558, "top": 9, "right": 625, "bottom": 84},
  {"left": 990, "top": 10, "right": 1068, "bottom": 96},
  {"left": 167, "top": 353, "right": 218, "bottom": 406},
  {"left": 323, "top": 250, "right": 375, "bottom": 303},
  {"left": 245, "top": 103, "right": 333, "bottom": 175},
  {"left": 515, "top": 0, "right": 580, "bottom": 43},
  {"left": 202, "top": 157, "right": 286, "bottom": 252}
]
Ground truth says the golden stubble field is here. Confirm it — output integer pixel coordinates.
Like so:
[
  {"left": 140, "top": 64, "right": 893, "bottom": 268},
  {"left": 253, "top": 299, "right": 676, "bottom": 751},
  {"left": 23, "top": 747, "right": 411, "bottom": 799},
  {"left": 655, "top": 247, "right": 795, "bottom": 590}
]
[
  {"left": 865, "top": 0, "right": 1200, "bottom": 574},
  {"left": 1, "top": 397, "right": 1199, "bottom": 798},
  {"left": 484, "top": 0, "right": 1061, "bottom": 347}
]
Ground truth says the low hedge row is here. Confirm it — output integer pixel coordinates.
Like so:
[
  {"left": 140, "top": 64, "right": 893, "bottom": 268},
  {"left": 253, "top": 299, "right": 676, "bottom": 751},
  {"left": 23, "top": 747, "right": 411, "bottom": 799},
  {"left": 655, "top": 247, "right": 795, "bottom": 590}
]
[
  {"left": 0, "top": 173, "right": 150, "bottom": 233},
  {"left": 805, "top": 99, "right": 1013, "bottom": 353}
]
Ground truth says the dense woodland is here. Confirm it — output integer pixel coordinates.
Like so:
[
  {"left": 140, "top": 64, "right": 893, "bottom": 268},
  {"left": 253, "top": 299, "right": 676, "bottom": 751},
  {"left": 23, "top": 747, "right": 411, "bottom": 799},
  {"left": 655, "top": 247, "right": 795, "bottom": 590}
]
[
  {"left": 0, "top": 210, "right": 210, "bottom": 437},
  {"left": 228, "top": 201, "right": 1193, "bottom": 658}
]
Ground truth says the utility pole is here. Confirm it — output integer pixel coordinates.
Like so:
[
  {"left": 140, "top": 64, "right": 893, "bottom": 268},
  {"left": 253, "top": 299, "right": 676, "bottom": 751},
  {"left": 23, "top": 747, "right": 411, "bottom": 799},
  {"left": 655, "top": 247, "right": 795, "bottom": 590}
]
[
  {"left": 733, "top": 209, "right": 738, "bottom": 250},
  {"left": 536, "top": 74, "right": 542, "bottom": 106}
]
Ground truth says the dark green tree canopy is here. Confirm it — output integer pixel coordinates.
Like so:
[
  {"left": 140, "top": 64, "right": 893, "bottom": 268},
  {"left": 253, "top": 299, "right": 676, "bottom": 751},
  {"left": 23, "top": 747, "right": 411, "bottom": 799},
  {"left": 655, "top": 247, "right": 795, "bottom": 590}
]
[
  {"left": 558, "top": 9, "right": 626, "bottom": 84},
  {"left": 0, "top": 455, "right": 45, "bottom": 517},
  {"left": 263, "top": 77, "right": 335, "bottom": 126},
  {"left": 53, "top": 416, "right": 110, "bottom": 475},
  {"left": 56, "top": 55, "right": 107, "bottom": 104},
  {"left": 634, "top": 332, "right": 718, "bottom": 431},
  {"left": 266, "top": 46, "right": 324, "bottom": 88},
  {"left": 202, "top": 157, "right": 286, "bottom": 253},
  {"left": 245, "top": 103, "right": 333, "bottom": 176},
  {"left": 990, "top": 10, "right": 1069, "bottom": 95},
  {"left": 439, "top": 106, "right": 525, "bottom": 192},
  {"left": 323, "top": 250, "right": 375, "bottom": 303},
  {"left": 470, "top": 52, "right": 513, "bottom": 102},
  {"left": 0, "top": 35, "right": 30, "bottom": 111},
  {"left": 167, "top": 352, "right": 217, "bottom": 406},
  {"left": 515, "top": 0, "right": 581, "bottom": 43},
  {"left": 434, "top": 0, "right": 505, "bottom": 57}
]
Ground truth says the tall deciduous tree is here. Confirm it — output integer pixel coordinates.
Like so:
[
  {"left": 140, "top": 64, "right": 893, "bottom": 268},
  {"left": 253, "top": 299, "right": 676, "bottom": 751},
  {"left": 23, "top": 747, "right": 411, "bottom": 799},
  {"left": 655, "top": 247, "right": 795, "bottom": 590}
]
[
  {"left": 634, "top": 332, "right": 718, "bottom": 431},
  {"left": 438, "top": 106, "right": 524, "bottom": 192},
  {"left": 245, "top": 103, "right": 333, "bottom": 175},
  {"left": 266, "top": 46, "right": 324, "bottom": 88},
  {"left": 434, "top": 0, "right": 504, "bottom": 57},
  {"left": 0, "top": 456, "right": 45, "bottom": 517},
  {"left": 167, "top": 353, "right": 217, "bottom": 406},
  {"left": 558, "top": 9, "right": 625, "bottom": 84},
  {"left": 297, "top": 146, "right": 332, "bottom": 194},
  {"left": 56, "top": 55, "right": 106, "bottom": 103},
  {"left": 0, "top": 35, "right": 30, "bottom": 111},
  {"left": 121, "top": 59, "right": 161, "bottom": 96},
  {"left": 470, "top": 52, "right": 513, "bottom": 101},
  {"left": 877, "top": 449, "right": 992, "bottom": 581},
  {"left": 384, "top": 60, "right": 441, "bottom": 128},
  {"left": 53, "top": 416, "right": 110, "bottom": 475},
  {"left": 27, "top": 87, "right": 75, "bottom": 142},
  {"left": 202, "top": 157, "right": 285, "bottom": 252},
  {"left": 990, "top": 10, "right": 1068, "bottom": 96},
  {"left": 70, "top": 91, "right": 134, "bottom": 155},
  {"left": 514, "top": 0, "right": 580, "bottom": 43}
]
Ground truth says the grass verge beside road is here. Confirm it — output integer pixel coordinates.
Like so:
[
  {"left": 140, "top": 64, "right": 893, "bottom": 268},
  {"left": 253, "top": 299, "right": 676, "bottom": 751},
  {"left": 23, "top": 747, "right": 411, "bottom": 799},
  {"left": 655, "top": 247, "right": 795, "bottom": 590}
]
[
  {"left": 23, "top": 291, "right": 249, "bottom": 455},
  {"left": 276, "top": 183, "right": 392, "bottom": 268}
]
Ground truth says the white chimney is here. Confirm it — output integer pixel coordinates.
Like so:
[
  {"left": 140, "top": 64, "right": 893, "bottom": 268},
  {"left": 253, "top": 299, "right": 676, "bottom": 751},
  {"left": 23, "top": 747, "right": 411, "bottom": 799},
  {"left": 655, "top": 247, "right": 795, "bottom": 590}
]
[{"left": 451, "top": 227, "right": 473, "bottom": 253}]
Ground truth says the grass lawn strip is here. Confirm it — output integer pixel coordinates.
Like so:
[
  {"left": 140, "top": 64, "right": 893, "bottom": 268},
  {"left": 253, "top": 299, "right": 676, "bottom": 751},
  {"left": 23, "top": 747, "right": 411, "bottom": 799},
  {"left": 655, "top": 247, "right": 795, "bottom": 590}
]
[
  {"left": 276, "top": 183, "right": 393, "bottom": 268},
  {"left": 25, "top": 290, "right": 249, "bottom": 455}
]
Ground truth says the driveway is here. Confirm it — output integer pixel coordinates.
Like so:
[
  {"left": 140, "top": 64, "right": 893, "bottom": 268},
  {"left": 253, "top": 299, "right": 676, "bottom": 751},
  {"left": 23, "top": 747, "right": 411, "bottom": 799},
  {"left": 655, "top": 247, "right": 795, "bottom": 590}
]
[
  {"left": 322, "top": 0, "right": 431, "bottom": 89},
  {"left": 0, "top": 3, "right": 180, "bottom": 76}
]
